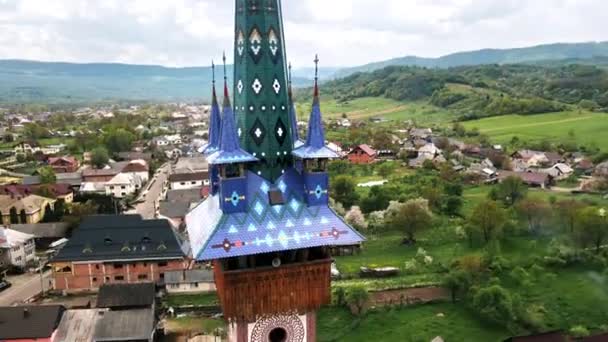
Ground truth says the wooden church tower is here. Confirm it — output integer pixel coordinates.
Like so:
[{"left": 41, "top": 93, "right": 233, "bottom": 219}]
[{"left": 187, "top": 1, "right": 364, "bottom": 341}]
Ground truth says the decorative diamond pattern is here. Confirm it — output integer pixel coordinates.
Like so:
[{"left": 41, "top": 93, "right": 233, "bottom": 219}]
[
  {"left": 260, "top": 181, "right": 270, "bottom": 193},
  {"left": 249, "top": 118, "right": 266, "bottom": 146},
  {"left": 237, "top": 127, "right": 242, "bottom": 137},
  {"left": 274, "top": 118, "right": 288, "bottom": 146},
  {"left": 237, "top": 80, "right": 244, "bottom": 94},
  {"left": 272, "top": 78, "right": 281, "bottom": 94},
  {"left": 247, "top": 223, "right": 257, "bottom": 232},
  {"left": 237, "top": 30, "right": 245, "bottom": 56},
  {"left": 252, "top": 78, "right": 262, "bottom": 94},
  {"left": 315, "top": 184, "right": 324, "bottom": 199},
  {"left": 249, "top": 26, "right": 263, "bottom": 63},
  {"left": 278, "top": 180, "right": 287, "bottom": 193},
  {"left": 268, "top": 28, "right": 279, "bottom": 56},
  {"left": 230, "top": 191, "right": 241, "bottom": 207},
  {"left": 254, "top": 200, "right": 265, "bottom": 216}
]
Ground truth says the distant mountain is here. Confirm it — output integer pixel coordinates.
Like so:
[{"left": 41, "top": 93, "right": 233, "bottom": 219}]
[
  {"left": 334, "top": 42, "right": 608, "bottom": 78},
  {"left": 0, "top": 60, "right": 316, "bottom": 104},
  {"left": 2, "top": 41, "right": 608, "bottom": 104}
]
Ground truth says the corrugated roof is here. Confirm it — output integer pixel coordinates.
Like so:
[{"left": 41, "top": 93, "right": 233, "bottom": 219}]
[
  {"left": 94, "top": 308, "right": 155, "bottom": 341},
  {"left": 54, "top": 309, "right": 104, "bottom": 342},
  {"left": 97, "top": 283, "right": 155, "bottom": 309}
]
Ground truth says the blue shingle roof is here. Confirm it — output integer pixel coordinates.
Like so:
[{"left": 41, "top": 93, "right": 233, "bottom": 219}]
[
  {"left": 202, "top": 82, "right": 221, "bottom": 155},
  {"left": 186, "top": 168, "right": 364, "bottom": 260},
  {"left": 292, "top": 81, "right": 339, "bottom": 159},
  {"left": 207, "top": 84, "right": 257, "bottom": 165}
]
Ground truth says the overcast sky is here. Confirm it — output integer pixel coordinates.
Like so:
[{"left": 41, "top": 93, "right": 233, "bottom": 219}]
[{"left": 0, "top": 0, "right": 606, "bottom": 68}]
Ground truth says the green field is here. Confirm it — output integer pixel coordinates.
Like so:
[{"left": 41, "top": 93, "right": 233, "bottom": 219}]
[
  {"left": 462, "top": 111, "right": 608, "bottom": 150},
  {"left": 297, "top": 97, "right": 453, "bottom": 125}
]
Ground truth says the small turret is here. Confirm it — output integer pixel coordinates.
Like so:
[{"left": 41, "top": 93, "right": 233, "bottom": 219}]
[
  {"left": 203, "top": 61, "right": 222, "bottom": 195},
  {"left": 292, "top": 55, "right": 338, "bottom": 206},
  {"left": 207, "top": 53, "right": 257, "bottom": 213}
]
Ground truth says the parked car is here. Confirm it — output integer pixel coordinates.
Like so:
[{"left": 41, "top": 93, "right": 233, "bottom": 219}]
[{"left": 0, "top": 280, "right": 12, "bottom": 292}]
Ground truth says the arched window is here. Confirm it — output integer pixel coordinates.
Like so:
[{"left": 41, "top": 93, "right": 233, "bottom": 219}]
[
  {"left": 19, "top": 209, "right": 27, "bottom": 224},
  {"left": 9, "top": 207, "right": 18, "bottom": 224}
]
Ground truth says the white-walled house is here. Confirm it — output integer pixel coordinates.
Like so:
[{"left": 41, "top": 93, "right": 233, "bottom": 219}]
[
  {"left": 105, "top": 173, "right": 140, "bottom": 198},
  {"left": 168, "top": 172, "right": 209, "bottom": 190},
  {"left": 164, "top": 269, "right": 215, "bottom": 294},
  {"left": 0, "top": 227, "right": 36, "bottom": 268}
]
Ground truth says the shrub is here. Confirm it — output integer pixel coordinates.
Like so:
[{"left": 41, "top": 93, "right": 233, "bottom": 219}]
[
  {"left": 471, "top": 285, "right": 516, "bottom": 326},
  {"left": 345, "top": 286, "right": 370, "bottom": 316},
  {"left": 569, "top": 325, "right": 590, "bottom": 338}
]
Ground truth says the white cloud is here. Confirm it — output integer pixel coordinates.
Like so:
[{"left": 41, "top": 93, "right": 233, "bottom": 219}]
[{"left": 0, "top": 0, "right": 606, "bottom": 68}]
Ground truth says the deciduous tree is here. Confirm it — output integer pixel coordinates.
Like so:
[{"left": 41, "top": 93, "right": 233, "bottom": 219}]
[
  {"left": 469, "top": 200, "right": 507, "bottom": 243},
  {"left": 387, "top": 198, "right": 433, "bottom": 244}
]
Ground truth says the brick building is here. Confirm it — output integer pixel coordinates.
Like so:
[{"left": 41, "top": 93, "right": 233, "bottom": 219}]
[
  {"left": 51, "top": 215, "right": 188, "bottom": 292},
  {"left": 347, "top": 144, "right": 377, "bottom": 164}
]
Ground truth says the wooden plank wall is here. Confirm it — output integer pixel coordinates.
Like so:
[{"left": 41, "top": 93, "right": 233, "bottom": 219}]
[{"left": 214, "top": 259, "right": 331, "bottom": 321}]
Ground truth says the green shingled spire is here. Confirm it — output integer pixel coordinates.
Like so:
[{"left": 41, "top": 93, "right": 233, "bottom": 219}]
[{"left": 233, "top": 0, "right": 292, "bottom": 182}]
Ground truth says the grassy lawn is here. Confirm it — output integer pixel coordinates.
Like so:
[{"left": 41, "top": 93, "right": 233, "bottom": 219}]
[
  {"left": 163, "top": 292, "right": 219, "bottom": 307},
  {"left": 515, "top": 267, "right": 608, "bottom": 332},
  {"left": 318, "top": 304, "right": 509, "bottom": 342},
  {"left": 461, "top": 111, "right": 608, "bottom": 150},
  {"left": 164, "top": 316, "right": 225, "bottom": 335},
  {"left": 463, "top": 186, "right": 608, "bottom": 216}
]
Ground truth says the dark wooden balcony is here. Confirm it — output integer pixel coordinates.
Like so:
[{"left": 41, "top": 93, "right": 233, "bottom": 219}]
[{"left": 213, "top": 258, "right": 332, "bottom": 321}]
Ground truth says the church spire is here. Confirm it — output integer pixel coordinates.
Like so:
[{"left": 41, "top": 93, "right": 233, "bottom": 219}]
[
  {"left": 208, "top": 53, "right": 257, "bottom": 165},
  {"left": 292, "top": 55, "right": 339, "bottom": 159},
  {"left": 203, "top": 60, "right": 221, "bottom": 155},
  {"left": 233, "top": 0, "right": 292, "bottom": 181},
  {"left": 288, "top": 62, "right": 302, "bottom": 148}
]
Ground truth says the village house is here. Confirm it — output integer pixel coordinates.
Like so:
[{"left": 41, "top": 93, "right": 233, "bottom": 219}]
[
  {"left": 82, "top": 160, "right": 149, "bottom": 198},
  {"left": 348, "top": 144, "right": 377, "bottom": 164},
  {"left": 47, "top": 156, "right": 80, "bottom": 173},
  {"left": 164, "top": 269, "right": 215, "bottom": 294},
  {"left": 168, "top": 172, "right": 210, "bottom": 190},
  {"left": 50, "top": 215, "right": 188, "bottom": 292},
  {"left": 0, "top": 194, "right": 56, "bottom": 225},
  {"left": 0, "top": 183, "right": 74, "bottom": 203},
  {"left": 0, "top": 305, "right": 66, "bottom": 342},
  {"left": 497, "top": 170, "right": 554, "bottom": 189},
  {"left": 512, "top": 150, "right": 551, "bottom": 167},
  {"left": 13, "top": 141, "right": 41, "bottom": 155},
  {"left": 0, "top": 227, "right": 36, "bottom": 269},
  {"left": 541, "top": 163, "right": 574, "bottom": 180}
]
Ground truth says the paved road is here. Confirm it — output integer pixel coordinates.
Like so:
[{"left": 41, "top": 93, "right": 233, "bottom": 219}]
[
  {"left": 133, "top": 163, "right": 170, "bottom": 219},
  {"left": 0, "top": 271, "right": 52, "bottom": 306}
]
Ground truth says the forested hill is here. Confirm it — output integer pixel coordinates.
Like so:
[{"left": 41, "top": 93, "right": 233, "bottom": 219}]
[
  {"left": 316, "top": 63, "right": 608, "bottom": 120},
  {"left": 335, "top": 41, "right": 608, "bottom": 77}
]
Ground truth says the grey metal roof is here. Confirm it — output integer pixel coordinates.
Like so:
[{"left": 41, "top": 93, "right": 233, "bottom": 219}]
[
  {"left": 54, "top": 309, "right": 103, "bottom": 342},
  {"left": 166, "top": 188, "right": 203, "bottom": 204},
  {"left": 94, "top": 308, "right": 155, "bottom": 341},
  {"left": 11, "top": 222, "right": 70, "bottom": 238},
  {"left": 164, "top": 269, "right": 214, "bottom": 284},
  {"left": 97, "top": 283, "right": 156, "bottom": 309},
  {"left": 159, "top": 202, "right": 191, "bottom": 219},
  {"left": 0, "top": 305, "right": 66, "bottom": 339},
  {"left": 52, "top": 215, "right": 185, "bottom": 263}
]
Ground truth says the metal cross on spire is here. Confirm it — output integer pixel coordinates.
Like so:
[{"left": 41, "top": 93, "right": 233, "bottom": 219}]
[
  {"left": 288, "top": 62, "right": 292, "bottom": 88},
  {"left": 313, "top": 54, "right": 320, "bottom": 100},
  {"left": 211, "top": 60, "right": 216, "bottom": 86}
]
